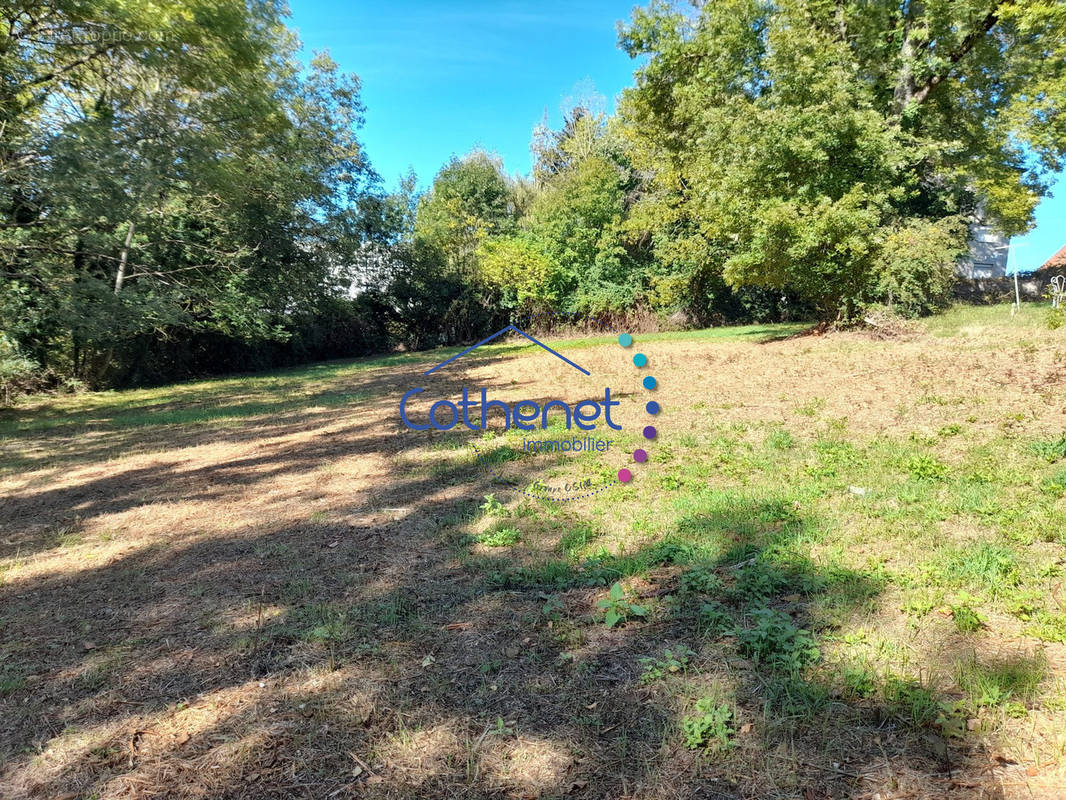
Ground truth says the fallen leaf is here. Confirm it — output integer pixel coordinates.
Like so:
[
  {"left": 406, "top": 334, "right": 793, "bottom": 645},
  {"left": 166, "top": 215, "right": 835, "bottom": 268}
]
[{"left": 739, "top": 723, "right": 753, "bottom": 734}]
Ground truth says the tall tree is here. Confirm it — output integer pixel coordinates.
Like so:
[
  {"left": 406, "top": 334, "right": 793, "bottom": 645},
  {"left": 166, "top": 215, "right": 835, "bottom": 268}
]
[
  {"left": 618, "top": 0, "right": 1066, "bottom": 320},
  {"left": 1, "top": 2, "right": 381, "bottom": 386}
]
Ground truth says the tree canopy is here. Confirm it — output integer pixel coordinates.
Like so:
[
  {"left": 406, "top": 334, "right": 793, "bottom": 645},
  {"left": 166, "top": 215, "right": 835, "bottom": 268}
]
[{"left": 3, "top": 0, "right": 1064, "bottom": 395}]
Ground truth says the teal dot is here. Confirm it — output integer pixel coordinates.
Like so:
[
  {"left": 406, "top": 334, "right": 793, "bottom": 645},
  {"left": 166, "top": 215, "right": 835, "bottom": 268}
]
[
  {"left": 618, "top": 333, "right": 632, "bottom": 347},
  {"left": 642, "top": 375, "right": 657, "bottom": 390},
  {"left": 633, "top": 353, "right": 647, "bottom": 367}
]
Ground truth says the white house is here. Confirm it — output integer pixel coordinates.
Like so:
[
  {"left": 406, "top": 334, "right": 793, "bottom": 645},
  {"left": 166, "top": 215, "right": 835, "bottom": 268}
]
[{"left": 958, "top": 217, "right": 1011, "bottom": 279}]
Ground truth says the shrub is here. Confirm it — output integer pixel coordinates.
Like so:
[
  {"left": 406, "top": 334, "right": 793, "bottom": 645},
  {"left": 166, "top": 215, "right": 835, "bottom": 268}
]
[
  {"left": 0, "top": 334, "right": 42, "bottom": 405},
  {"left": 872, "top": 217, "right": 968, "bottom": 317}
]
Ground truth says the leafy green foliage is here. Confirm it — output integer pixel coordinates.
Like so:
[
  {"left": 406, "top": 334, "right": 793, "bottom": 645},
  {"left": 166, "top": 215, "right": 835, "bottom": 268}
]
[
  {"left": 478, "top": 527, "right": 521, "bottom": 548},
  {"left": 956, "top": 653, "right": 1046, "bottom": 708},
  {"left": 1, "top": 3, "right": 389, "bottom": 392},
  {"left": 736, "top": 609, "right": 819, "bottom": 671},
  {"left": 618, "top": 0, "right": 1066, "bottom": 320},
  {"left": 678, "top": 565, "right": 724, "bottom": 596},
  {"left": 596, "top": 581, "right": 647, "bottom": 628},
  {"left": 1031, "top": 434, "right": 1066, "bottom": 463},
  {"left": 639, "top": 648, "right": 695, "bottom": 683},
  {"left": 951, "top": 605, "right": 985, "bottom": 633},
  {"left": 680, "top": 698, "right": 735, "bottom": 751}
]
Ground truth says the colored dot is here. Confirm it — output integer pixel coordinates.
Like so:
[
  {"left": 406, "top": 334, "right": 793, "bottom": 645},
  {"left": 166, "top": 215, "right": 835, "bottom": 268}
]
[
  {"left": 643, "top": 425, "right": 657, "bottom": 439},
  {"left": 646, "top": 401, "right": 660, "bottom": 414},
  {"left": 618, "top": 333, "right": 632, "bottom": 347},
  {"left": 642, "top": 375, "right": 657, "bottom": 390},
  {"left": 618, "top": 468, "right": 632, "bottom": 483},
  {"left": 633, "top": 353, "right": 647, "bottom": 367},
  {"left": 633, "top": 449, "right": 648, "bottom": 463}
]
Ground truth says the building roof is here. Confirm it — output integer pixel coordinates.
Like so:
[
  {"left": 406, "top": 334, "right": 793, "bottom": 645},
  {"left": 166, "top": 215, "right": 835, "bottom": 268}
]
[{"left": 1039, "top": 244, "right": 1066, "bottom": 271}]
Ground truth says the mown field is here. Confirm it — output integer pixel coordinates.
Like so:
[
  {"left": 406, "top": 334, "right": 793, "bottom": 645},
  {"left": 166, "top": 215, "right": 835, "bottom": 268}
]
[{"left": 1, "top": 304, "right": 1065, "bottom": 800}]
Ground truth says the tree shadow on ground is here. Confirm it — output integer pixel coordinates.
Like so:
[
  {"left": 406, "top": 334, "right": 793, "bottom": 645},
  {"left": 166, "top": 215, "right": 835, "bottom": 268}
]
[{"left": 0, "top": 362, "right": 1020, "bottom": 799}]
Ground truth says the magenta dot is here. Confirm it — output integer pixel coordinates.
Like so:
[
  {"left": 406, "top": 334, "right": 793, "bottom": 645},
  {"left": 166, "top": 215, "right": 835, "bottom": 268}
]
[
  {"left": 633, "top": 449, "right": 648, "bottom": 463},
  {"left": 643, "top": 426, "right": 657, "bottom": 439},
  {"left": 617, "top": 468, "right": 632, "bottom": 483}
]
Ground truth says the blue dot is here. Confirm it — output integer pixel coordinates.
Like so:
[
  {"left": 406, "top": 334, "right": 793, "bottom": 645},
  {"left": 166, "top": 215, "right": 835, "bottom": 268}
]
[
  {"left": 618, "top": 333, "right": 632, "bottom": 347},
  {"left": 633, "top": 353, "right": 647, "bottom": 367},
  {"left": 642, "top": 376, "right": 657, "bottom": 390},
  {"left": 646, "top": 401, "right": 660, "bottom": 414}
]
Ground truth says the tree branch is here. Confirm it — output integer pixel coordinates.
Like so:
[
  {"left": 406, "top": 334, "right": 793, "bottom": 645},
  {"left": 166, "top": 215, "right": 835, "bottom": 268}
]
[{"left": 909, "top": 0, "right": 1014, "bottom": 107}]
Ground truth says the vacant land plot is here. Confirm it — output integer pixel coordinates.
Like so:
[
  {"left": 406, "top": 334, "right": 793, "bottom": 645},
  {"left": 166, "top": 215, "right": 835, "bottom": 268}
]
[{"left": 1, "top": 305, "right": 1065, "bottom": 799}]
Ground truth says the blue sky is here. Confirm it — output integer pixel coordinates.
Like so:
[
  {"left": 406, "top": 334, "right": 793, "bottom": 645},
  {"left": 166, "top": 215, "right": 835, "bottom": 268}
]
[
  {"left": 288, "top": 1, "right": 1064, "bottom": 270},
  {"left": 288, "top": 1, "right": 637, "bottom": 183}
]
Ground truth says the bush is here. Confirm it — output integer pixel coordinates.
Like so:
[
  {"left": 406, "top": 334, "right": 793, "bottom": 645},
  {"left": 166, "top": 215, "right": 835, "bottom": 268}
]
[
  {"left": 0, "top": 334, "right": 42, "bottom": 405},
  {"left": 872, "top": 217, "right": 968, "bottom": 317}
]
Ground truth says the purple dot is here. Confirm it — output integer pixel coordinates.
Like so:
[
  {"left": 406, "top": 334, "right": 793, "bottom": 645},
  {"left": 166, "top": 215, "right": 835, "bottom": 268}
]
[
  {"left": 618, "top": 468, "right": 632, "bottom": 483},
  {"left": 633, "top": 449, "right": 648, "bottom": 463},
  {"left": 643, "top": 426, "right": 657, "bottom": 439}
]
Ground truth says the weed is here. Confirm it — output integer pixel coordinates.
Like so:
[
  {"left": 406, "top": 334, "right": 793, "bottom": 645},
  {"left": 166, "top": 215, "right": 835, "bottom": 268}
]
[
  {"left": 596, "top": 582, "right": 647, "bottom": 628},
  {"left": 934, "top": 699, "right": 969, "bottom": 738},
  {"left": 1025, "top": 611, "right": 1066, "bottom": 644},
  {"left": 907, "top": 454, "right": 948, "bottom": 481},
  {"left": 1031, "top": 433, "right": 1066, "bottom": 463},
  {"left": 303, "top": 607, "right": 349, "bottom": 643},
  {"left": 728, "top": 560, "right": 809, "bottom": 603},
  {"left": 956, "top": 652, "right": 1046, "bottom": 708},
  {"left": 679, "top": 565, "right": 723, "bottom": 596},
  {"left": 951, "top": 604, "right": 984, "bottom": 633},
  {"left": 681, "top": 698, "right": 735, "bottom": 751},
  {"left": 901, "top": 589, "right": 941, "bottom": 619},
  {"left": 540, "top": 594, "right": 564, "bottom": 621},
  {"left": 1040, "top": 468, "right": 1066, "bottom": 495},
  {"left": 0, "top": 672, "right": 25, "bottom": 695},
  {"left": 841, "top": 664, "right": 876, "bottom": 699},
  {"left": 478, "top": 527, "right": 521, "bottom": 547},
  {"left": 479, "top": 494, "right": 507, "bottom": 516},
  {"left": 639, "top": 648, "right": 696, "bottom": 683},
  {"left": 883, "top": 675, "right": 941, "bottom": 727},
  {"left": 937, "top": 542, "right": 1019, "bottom": 592},
  {"left": 698, "top": 602, "right": 734, "bottom": 636},
  {"left": 795, "top": 397, "right": 826, "bottom": 417},
  {"left": 765, "top": 428, "right": 795, "bottom": 450},
  {"left": 559, "top": 524, "right": 598, "bottom": 557},
  {"left": 736, "top": 609, "right": 819, "bottom": 671}
]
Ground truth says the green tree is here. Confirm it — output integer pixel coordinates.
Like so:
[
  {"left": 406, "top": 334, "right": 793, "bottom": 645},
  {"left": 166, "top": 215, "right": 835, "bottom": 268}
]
[
  {"left": 414, "top": 151, "right": 517, "bottom": 278},
  {"left": 619, "top": 0, "right": 1066, "bottom": 320},
  {"left": 1, "top": 2, "right": 384, "bottom": 387}
]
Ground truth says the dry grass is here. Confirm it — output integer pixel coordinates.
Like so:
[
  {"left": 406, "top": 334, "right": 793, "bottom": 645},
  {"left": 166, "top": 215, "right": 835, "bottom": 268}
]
[{"left": 1, "top": 304, "right": 1064, "bottom": 799}]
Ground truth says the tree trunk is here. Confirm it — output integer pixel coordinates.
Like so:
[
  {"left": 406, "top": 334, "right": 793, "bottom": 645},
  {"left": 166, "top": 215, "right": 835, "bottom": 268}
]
[{"left": 114, "top": 219, "right": 136, "bottom": 293}]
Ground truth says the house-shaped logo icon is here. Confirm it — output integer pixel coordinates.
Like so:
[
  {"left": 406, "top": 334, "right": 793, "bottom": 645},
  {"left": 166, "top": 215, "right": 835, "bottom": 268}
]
[{"left": 423, "top": 325, "right": 590, "bottom": 376}]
